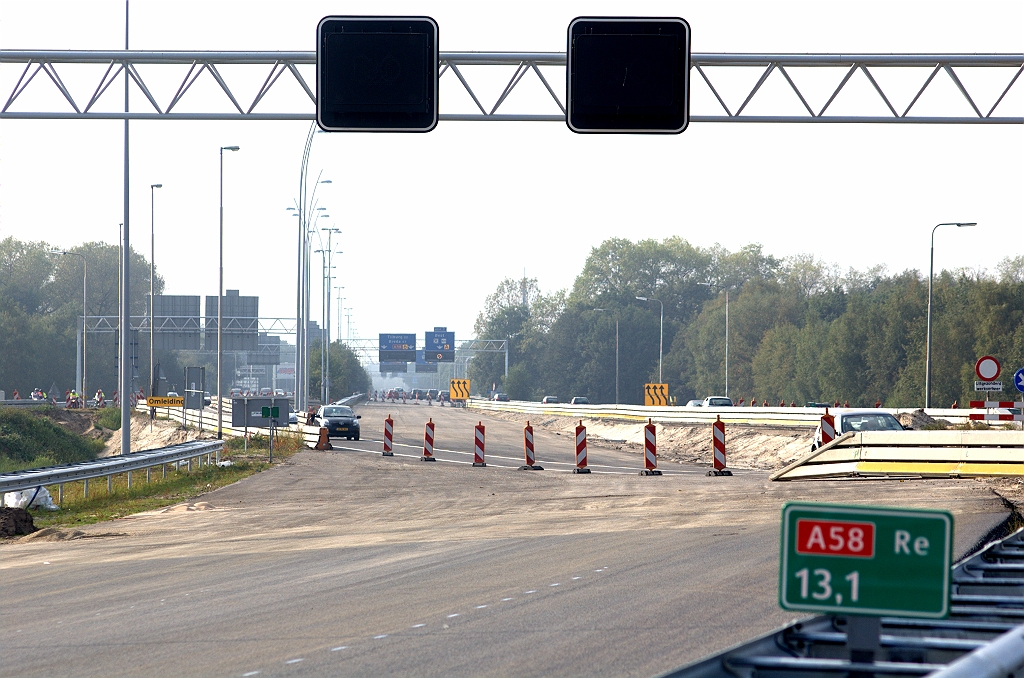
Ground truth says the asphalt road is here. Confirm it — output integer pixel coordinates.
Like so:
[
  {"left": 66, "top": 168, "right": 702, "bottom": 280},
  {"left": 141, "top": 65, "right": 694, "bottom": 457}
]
[{"left": 1, "top": 403, "right": 1010, "bottom": 678}]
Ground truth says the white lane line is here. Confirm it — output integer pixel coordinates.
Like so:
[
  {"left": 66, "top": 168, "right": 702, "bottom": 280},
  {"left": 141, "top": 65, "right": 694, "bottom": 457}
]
[
  {"left": 524, "top": 590, "right": 537, "bottom": 594},
  {"left": 446, "top": 613, "right": 460, "bottom": 618},
  {"left": 411, "top": 623, "right": 426, "bottom": 628},
  {"left": 549, "top": 583, "right": 560, "bottom": 587},
  {"left": 501, "top": 597, "right": 513, "bottom": 601},
  {"left": 475, "top": 605, "right": 488, "bottom": 609},
  {"left": 242, "top": 671, "right": 260, "bottom": 676},
  {"left": 285, "top": 658, "right": 303, "bottom": 664},
  {"left": 374, "top": 634, "right": 388, "bottom": 639},
  {"left": 331, "top": 646, "right": 348, "bottom": 651},
  {"left": 572, "top": 576, "right": 582, "bottom": 580}
]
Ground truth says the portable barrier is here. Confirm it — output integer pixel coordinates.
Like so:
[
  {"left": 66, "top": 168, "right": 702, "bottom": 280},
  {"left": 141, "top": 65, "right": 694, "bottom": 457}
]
[
  {"left": 521, "top": 421, "right": 543, "bottom": 470},
  {"left": 383, "top": 415, "right": 394, "bottom": 456},
  {"left": 820, "top": 408, "right": 836, "bottom": 446},
  {"left": 641, "top": 418, "right": 661, "bottom": 476},
  {"left": 574, "top": 420, "right": 591, "bottom": 474},
  {"left": 473, "top": 422, "right": 487, "bottom": 467},
  {"left": 422, "top": 418, "right": 436, "bottom": 461},
  {"left": 709, "top": 415, "right": 732, "bottom": 476}
]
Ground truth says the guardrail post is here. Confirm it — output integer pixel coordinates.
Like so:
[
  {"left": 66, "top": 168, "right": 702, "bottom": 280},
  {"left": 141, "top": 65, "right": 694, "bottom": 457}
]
[
  {"left": 107, "top": 474, "right": 112, "bottom": 493},
  {"left": 127, "top": 471, "right": 132, "bottom": 489},
  {"left": 162, "top": 463, "right": 166, "bottom": 479},
  {"left": 147, "top": 467, "right": 151, "bottom": 483},
  {"left": 58, "top": 483, "right": 63, "bottom": 503},
  {"left": 84, "top": 478, "right": 89, "bottom": 498}
]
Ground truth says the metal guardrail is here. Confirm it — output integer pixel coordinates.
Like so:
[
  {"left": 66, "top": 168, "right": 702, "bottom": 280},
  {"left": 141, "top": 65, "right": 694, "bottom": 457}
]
[
  {"left": 467, "top": 400, "right": 975, "bottom": 428},
  {"left": 0, "top": 439, "right": 223, "bottom": 496},
  {"left": 656, "top": 526, "right": 1024, "bottom": 677}
]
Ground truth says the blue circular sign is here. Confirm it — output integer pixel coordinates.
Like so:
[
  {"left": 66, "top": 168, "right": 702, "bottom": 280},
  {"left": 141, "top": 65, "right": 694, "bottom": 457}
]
[{"left": 1015, "top": 367, "right": 1024, "bottom": 394}]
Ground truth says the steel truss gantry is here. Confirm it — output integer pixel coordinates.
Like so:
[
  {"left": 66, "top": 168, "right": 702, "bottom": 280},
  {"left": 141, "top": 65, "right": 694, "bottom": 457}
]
[{"left": 2, "top": 50, "right": 1021, "bottom": 123}]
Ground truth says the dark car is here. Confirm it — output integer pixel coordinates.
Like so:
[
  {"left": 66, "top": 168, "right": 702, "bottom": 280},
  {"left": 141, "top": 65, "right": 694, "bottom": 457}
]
[
  {"left": 410, "top": 389, "right": 429, "bottom": 400},
  {"left": 569, "top": 396, "right": 590, "bottom": 405},
  {"left": 492, "top": 393, "right": 510, "bottom": 402},
  {"left": 314, "top": 405, "right": 362, "bottom": 440}
]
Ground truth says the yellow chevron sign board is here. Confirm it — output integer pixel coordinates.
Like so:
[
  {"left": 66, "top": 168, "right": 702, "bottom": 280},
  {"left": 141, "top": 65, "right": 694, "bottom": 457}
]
[
  {"left": 644, "top": 383, "right": 669, "bottom": 407},
  {"left": 771, "top": 430, "right": 1024, "bottom": 481},
  {"left": 449, "top": 379, "right": 471, "bottom": 400},
  {"left": 146, "top": 396, "right": 184, "bottom": 407}
]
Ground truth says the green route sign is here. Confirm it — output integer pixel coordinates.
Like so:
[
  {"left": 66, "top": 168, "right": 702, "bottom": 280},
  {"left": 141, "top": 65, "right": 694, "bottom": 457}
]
[
  {"left": 779, "top": 503, "right": 953, "bottom": 618},
  {"left": 261, "top": 406, "right": 279, "bottom": 419}
]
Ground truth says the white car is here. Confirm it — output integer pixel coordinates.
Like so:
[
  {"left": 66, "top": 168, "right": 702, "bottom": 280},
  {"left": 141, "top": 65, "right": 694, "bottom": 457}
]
[
  {"left": 702, "top": 396, "right": 733, "bottom": 407},
  {"left": 685, "top": 399, "right": 703, "bottom": 407},
  {"left": 812, "top": 409, "right": 906, "bottom": 451}
]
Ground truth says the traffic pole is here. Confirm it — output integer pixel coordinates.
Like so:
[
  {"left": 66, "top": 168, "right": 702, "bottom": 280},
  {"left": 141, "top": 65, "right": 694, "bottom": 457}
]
[
  {"left": 820, "top": 407, "right": 836, "bottom": 448},
  {"left": 383, "top": 415, "right": 394, "bottom": 456},
  {"left": 520, "top": 420, "right": 543, "bottom": 470},
  {"left": 573, "top": 420, "right": 591, "bottom": 474},
  {"left": 640, "top": 417, "right": 662, "bottom": 476},
  {"left": 422, "top": 418, "right": 436, "bottom": 461},
  {"left": 708, "top": 415, "right": 732, "bottom": 476},
  {"left": 473, "top": 421, "right": 487, "bottom": 467}
]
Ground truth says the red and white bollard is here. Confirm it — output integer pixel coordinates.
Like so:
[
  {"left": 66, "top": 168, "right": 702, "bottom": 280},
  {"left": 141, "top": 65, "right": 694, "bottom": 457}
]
[
  {"left": 473, "top": 421, "right": 486, "bottom": 467},
  {"left": 819, "top": 408, "right": 836, "bottom": 448},
  {"left": 640, "top": 418, "right": 662, "bottom": 476},
  {"left": 383, "top": 415, "right": 394, "bottom": 456},
  {"left": 520, "top": 421, "right": 543, "bottom": 470},
  {"left": 422, "top": 418, "right": 436, "bottom": 461},
  {"left": 573, "top": 420, "right": 591, "bottom": 474},
  {"left": 709, "top": 415, "right": 732, "bottom": 476}
]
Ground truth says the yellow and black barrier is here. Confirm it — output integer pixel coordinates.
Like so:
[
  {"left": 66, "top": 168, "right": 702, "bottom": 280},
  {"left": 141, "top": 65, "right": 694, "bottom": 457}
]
[{"left": 771, "top": 430, "right": 1024, "bottom": 481}]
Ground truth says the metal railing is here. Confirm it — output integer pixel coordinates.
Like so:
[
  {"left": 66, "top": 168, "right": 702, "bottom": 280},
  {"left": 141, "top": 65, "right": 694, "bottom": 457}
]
[
  {"left": 656, "top": 526, "right": 1024, "bottom": 677},
  {"left": 0, "top": 439, "right": 223, "bottom": 497}
]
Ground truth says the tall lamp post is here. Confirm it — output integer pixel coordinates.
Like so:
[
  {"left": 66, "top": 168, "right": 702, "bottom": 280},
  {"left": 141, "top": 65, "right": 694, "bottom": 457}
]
[
  {"left": 635, "top": 296, "right": 664, "bottom": 383},
  {"left": 149, "top": 183, "right": 162, "bottom": 397},
  {"left": 594, "top": 309, "right": 619, "bottom": 404},
  {"left": 926, "top": 222, "right": 976, "bottom": 408},
  {"left": 217, "top": 145, "right": 240, "bottom": 439},
  {"left": 52, "top": 250, "right": 87, "bottom": 397},
  {"left": 698, "top": 282, "right": 730, "bottom": 397}
]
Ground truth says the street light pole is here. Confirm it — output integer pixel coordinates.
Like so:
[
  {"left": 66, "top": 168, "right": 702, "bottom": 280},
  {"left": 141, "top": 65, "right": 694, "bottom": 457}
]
[
  {"left": 53, "top": 250, "right": 87, "bottom": 396},
  {"left": 595, "top": 309, "right": 619, "bottom": 404},
  {"left": 149, "top": 183, "right": 162, "bottom": 397},
  {"left": 217, "top": 145, "right": 240, "bottom": 439},
  {"left": 926, "top": 221, "right": 976, "bottom": 408},
  {"left": 635, "top": 296, "right": 664, "bottom": 383}
]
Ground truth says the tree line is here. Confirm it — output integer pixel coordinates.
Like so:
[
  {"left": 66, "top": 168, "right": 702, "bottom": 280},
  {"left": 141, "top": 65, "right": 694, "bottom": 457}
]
[
  {"left": 469, "top": 237, "right": 1024, "bottom": 408},
  {"left": 0, "top": 236, "right": 369, "bottom": 402}
]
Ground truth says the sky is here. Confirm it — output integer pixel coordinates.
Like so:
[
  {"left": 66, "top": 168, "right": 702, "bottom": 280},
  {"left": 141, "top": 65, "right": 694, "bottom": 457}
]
[{"left": 1, "top": 0, "right": 1021, "bottom": 349}]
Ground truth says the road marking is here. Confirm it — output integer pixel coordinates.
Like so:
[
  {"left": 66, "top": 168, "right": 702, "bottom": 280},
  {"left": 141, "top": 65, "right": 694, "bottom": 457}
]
[
  {"left": 525, "top": 590, "right": 537, "bottom": 594},
  {"left": 242, "top": 672, "right": 260, "bottom": 676},
  {"left": 331, "top": 646, "right": 348, "bottom": 651},
  {"left": 285, "top": 658, "right": 303, "bottom": 664},
  {"left": 374, "top": 634, "right": 388, "bottom": 639},
  {"left": 411, "top": 623, "right": 426, "bottom": 628},
  {"left": 447, "top": 613, "right": 460, "bottom": 618},
  {"left": 476, "top": 605, "right": 488, "bottom": 608},
  {"left": 572, "top": 576, "right": 582, "bottom": 580},
  {"left": 501, "top": 597, "right": 513, "bottom": 601},
  {"left": 550, "top": 583, "right": 560, "bottom": 587}
]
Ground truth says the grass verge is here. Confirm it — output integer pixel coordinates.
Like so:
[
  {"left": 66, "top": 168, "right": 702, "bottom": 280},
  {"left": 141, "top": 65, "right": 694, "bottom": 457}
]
[{"left": 23, "top": 434, "right": 305, "bottom": 530}]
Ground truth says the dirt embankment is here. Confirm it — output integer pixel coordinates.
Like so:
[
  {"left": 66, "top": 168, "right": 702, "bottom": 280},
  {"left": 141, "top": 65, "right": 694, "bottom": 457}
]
[
  {"left": 21, "top": 408, "right": 109, "bottom": 442},
  {"left": 477, "top": 409, "right": 814, "bottom": 470},
  {"left": 101, "top": 415, "right": 206, "bottom": 456}
]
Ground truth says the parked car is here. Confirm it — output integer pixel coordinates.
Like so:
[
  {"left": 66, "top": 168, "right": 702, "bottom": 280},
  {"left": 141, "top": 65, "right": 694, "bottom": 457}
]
[
  {"left": 274, "top": 389, "right": 286, "bottom": 396},
  {"left": 204, "top": 391, "right": 211, "bottom": 407},
  {"left": 569, "top": 396, "right": 590, "bottom": 405},
  {"left": 259, "top": 388, "right": 273, "bottom": 396},
  {"left": 541, "top": 395, "right": 559, "bottom": 404},
  {"left": 702, "top": 396, "right": 733, "bottom": 407},
  {"left": 685, "top": 399, "right": 703, "bottom": 407},
  {"left": 313, "top": 405, "right": 362, "bottom": 440},
  {"left": 229, "top": 388, "right": 243, "bottom": 397},
  {"left": 804, "top": 402, "right": 830, "bottom": 408},
  {"left": 812, "top": 409, "right": 906, "bottom": 451},
  {"left": 410, "top": 389, "right": 429, "bottom": 400},
  {"left": 492, "top": 393, "right": 510, "bottom": 402},
  {"left": 288, "top": 407, "right": 298, "bottom": 425}
]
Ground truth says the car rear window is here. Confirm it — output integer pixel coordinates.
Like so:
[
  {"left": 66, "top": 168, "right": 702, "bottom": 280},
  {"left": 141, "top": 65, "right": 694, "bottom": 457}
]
[
  {"left": 323, "top": 407, "right": 354, "bottom": 417},
  {"left": 707, "top": 398, "right": 732, "bottom": 406},
  {"left": 841, "top": 413, "right": 903, "bottom": 433}
]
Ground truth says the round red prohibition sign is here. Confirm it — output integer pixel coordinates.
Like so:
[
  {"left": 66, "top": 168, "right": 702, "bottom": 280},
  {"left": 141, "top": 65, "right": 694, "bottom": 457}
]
[{"left": 976, "top": 355, "right": 1001, "bottom": 381}]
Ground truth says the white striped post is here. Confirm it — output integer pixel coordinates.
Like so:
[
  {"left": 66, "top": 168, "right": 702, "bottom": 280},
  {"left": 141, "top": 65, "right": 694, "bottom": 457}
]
[
  {"left": 520, "top": 421, "right": 543, "bottom": 470},
  {"left": 383, "top": 415, "right": 394, "bottom": 456},
  {"left": 641, "top": 418, "right": 662, "bottom": 476},
  {"left": 573, "top": 420, "right": 591, "bottom": 474},
  {"left": 820, "top": 407, "right": 836, "bottom": 447},
  {"left": 709, "top": 415, "right": 732, "bottom": 476},
  {"left": 422, "top": 418, "right": 436, "bottom": 461},
  {"left": 473, "top": 422, "right": 487, "bottom": 467}
]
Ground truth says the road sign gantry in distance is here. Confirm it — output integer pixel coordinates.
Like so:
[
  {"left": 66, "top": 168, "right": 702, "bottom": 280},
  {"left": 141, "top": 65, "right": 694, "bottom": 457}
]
[
  {"left": 779, "top": 503, "right": 952, "bottom": 618},
  {"left": 317, "top": 16, "right": 439, "bottom": 132},
  {"left": 426, "top": 327, "right": 455, "bottom": 362},
  {"left": 567, "top": 17, "right": 691, "bottom": 134},
  {"left": 379, "top": 333, "right": 417, "bottom": 363}
]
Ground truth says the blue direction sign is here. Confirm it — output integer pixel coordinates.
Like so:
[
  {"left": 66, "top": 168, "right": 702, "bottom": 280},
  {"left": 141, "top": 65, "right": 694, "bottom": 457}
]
[
  {"left": 1015, "top": 367, "right": 1024, "bottom": 394},
  {"left": 425, "top": 326, "right": 455, "bottom": 362},
  {"left": 379, "top": 333, "right": 416, "bottom": 363}
]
